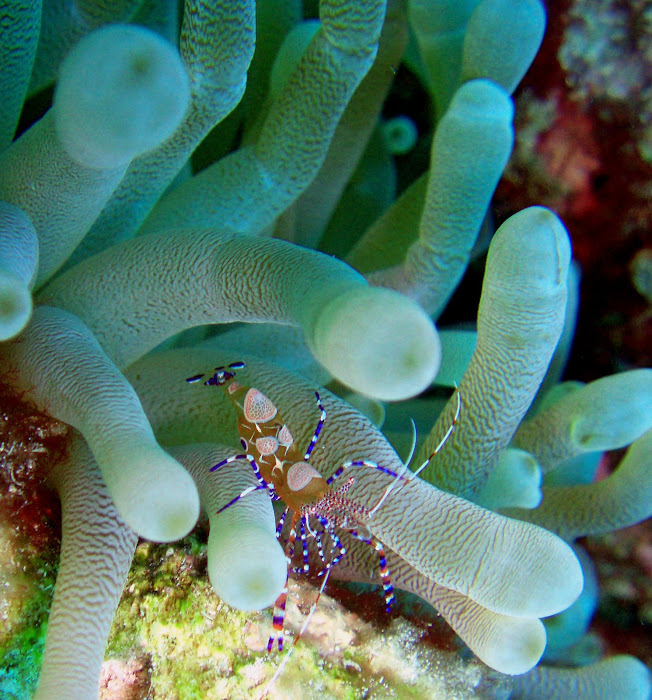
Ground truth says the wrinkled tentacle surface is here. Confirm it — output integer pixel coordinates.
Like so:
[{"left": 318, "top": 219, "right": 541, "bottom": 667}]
[
  {"left": 419, "top": 207, "right": 571, "bottom": 498},
  {"left": 171, "top": 444, "right": 287, "bottom": 611},
  {"left": 68, "top": 0, "right": 256, "bottom": 262},
  {"left": 1, "top": 305, "right": 199, "bottom": 542},
  {"left": 141, "top": 0, "right": 387, "bottom": 236},
  {"left": 0, "top": 0, "right": 41, "bottom": 149},
  {"left": 0, "top": 24, "right": 190, "bottom": 286},
  {"left": 333, "top": 533, "right": 546, "bottom": 675},
  {"left": 512, "top": 369, "right": 652, "bottom": 472},
  {"left": 39, "top": 228, "right": 440, "bottom": 400},
  {"left": 509, "top": 655, "right": 651, "bottom": 700},
  {"left": 35, "top": 435, "right": 138, "bottom": 700},
  {"left": 127, "top": 351, "right": 583, "bottom": 621},
  {"left": 369, "top": 79, "right": 514, "bottom": 315},
  {"left": 505, "top": 428, "right": 652, "bottom": 540},
  {"left": 289, "top": 0, "right": 409, "bottom": 249}
]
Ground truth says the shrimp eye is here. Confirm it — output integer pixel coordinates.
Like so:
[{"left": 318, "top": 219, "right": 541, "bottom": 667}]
[{"left": 287, "top": 462, "right": 322, "bottom": 492}]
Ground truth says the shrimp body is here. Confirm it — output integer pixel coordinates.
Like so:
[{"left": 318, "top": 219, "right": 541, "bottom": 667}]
[
  {"left": 187, "top": 362, "right": 410, "bottom": 650},
  {"left": 188, "top": 360, "right": 459, "bottom": 685},
  {"left": 227, "top": 382, "right": 329, "bottom": 512}
]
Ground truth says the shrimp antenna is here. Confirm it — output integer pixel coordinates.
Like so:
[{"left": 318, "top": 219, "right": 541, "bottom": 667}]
[
  {"left": 410, "top": 385, "right": 461, "bottom": 481},
  {"left": 367, "top": 418, "right": 416, "bottom": 519},
  {"left": 404, "top": 417, "right": 418, "bottom": 468},
  {"left": 368, "top": 387, "right": 461, "bottom": 519}
]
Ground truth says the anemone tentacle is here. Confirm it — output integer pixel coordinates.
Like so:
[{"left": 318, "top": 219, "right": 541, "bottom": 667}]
[
  {"left": 35, "top": 436, "right": 138, "bottom": 700},
  {"left": 40, "top": 228, "right": 440, "bottom": 400}
]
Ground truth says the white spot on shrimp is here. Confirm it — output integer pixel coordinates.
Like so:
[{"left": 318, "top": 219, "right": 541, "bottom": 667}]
[
  {"left": 256, "top": 436, "right": 279, "bottom": 456},
  {"left": 243, "top": 388, "right": 277, "bottom": 423},
  {"left": 277, "top": 424, "right": 293, "bottom": 447},
  {"left": 287, "top": 462, "right": 322, "bottom": 492}
]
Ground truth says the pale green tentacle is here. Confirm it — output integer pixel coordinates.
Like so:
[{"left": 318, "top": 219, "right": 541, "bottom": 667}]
[
  {"left": 475, "top": 448, "right": 542, "bottom": 510},
  {"left": 0, "top": 0, "right": 41, "bottom": 150},
  {"left": 0, "top": 202, "right": 38, "bottom": 340},
  {"left": 460, "top": 0, "right": 545, "bottom": 93},
  {"left": 418, "top": 207, "right": 571, "bottom": 498},
  {"left": 512, "top": 369, "right": 652, "bottom": 472},
  {"left": 34, "top": 436, "right": 138, "bottom": 700},
  {"left": 1, "top": 305, "right": 199, "bottom": 542},
  {"left": 505, "top": 428, "right": 652, "bottom": 540},
  {"left": 435, "top": 329, "right": 477, "bottom": 388},
  {"left": 27, "top": 0, "right": 144, "bottom": 96},
  {"left": 67, "top": 0, "right": 255, "bottom": 263},
  {"left": 289, "top": 0, "right": 409, "bottom": 249},
  {"left": 240, "top": 0, "right": 302, "bottom": 135},
  {"left": 140, "top": 0, "right": 387, "bottom": 235},
  {"left": 509, "top": 655, "right": 651, "bottom": 700},
  {"left": 0, "top": 24, "right": 189, "bottom": 286},
  {"left": 408, "top": 0, "right": 481, "bottom": 118},
  {"left": 40, "top": 229, "right": 440, "bottom": 400},
  {"left": 333, "top": 535, "right": 546, "bottom": 675},
  {"left": 171, "top": 445, "right": 286, "bottom": 611},
  {"left": 369, "top": 79, "right": 514, "bottom": 315},
  {"left": 345, "top": 173, "right": 428, "bottom": 274},
  {"left": 202, "top": 324, "right": 330, "bottom": 385}
]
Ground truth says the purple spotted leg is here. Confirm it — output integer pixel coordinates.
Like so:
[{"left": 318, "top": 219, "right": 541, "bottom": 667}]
[
  {"left": 215, "top": 484, "right": 269, "bottom": 514},
  {"left": 326, "top": 458, "right": 406, "bottom": 486},
  {"left": 276, "top": 506, "right": 290, "bottom": 539},
  {"left": 210, "top": 448, "right": 274, "bottom": 496},
  {"left": 268, "top": 518, "right": 299, "bottom": 652},
  {"left": 314, "top": 515, "right": 347, "bottom": 576},
  {"left": 348, "top": 528, "right": 395, "bottom": 611},
  {"left": 209, "top": 449, "right": 276, "bottom": 514},
  {"left": 290, "top": 517, "right": 311, "bottom": 575},
  {"left": 303, "top": 391, "right": 326, "bottom": 461},
  {"left": 312, "top": 523, "right": 328, "bottom": 566}
]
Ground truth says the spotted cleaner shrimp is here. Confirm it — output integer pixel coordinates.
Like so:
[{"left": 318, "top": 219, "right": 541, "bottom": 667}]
[{"left": 187, "top": 361, "right": 460, "bottom": 692}]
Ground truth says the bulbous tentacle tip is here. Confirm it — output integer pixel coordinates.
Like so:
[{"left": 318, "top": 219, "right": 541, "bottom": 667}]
[
  {"left": 54, "top": 24, "right": 190, "bottom": 170},
  {"left": 483, "top": 617, "right": 546, "bottom": 676},
  {"left": 531, "top": 534, "right": 585, "bottom": 618},
  {"left": 312, "top": 286, "right": 441, "bottom": 401},
  {"left": 448, "top": 79, "right": 514, "bottom": 125},
  {"left": 109, "top": 448, "right": 201, "bottom": 543},
  {"left": 568, "top": 369, "right": 652, "bottom": 452},
  {"left": 613, "top": 656, "right": 652, "bottom": 700},
  {"left": 511, "top": 654, "right": 652, "bottom": 699},
  {"left": 207, "top": 525, "right": 287, "bottom": 612},
  {"left": 497, "top": 206, "right": 572, "bottom": 289},
  {"left": 466, "top": 520, "right": 585, "bottom": 620},
  {"left": 0, "top": 269, "right": 32, "bottom": 341},
  {"left": 461, "top": 0, "right": 546, "bottom": 95}
]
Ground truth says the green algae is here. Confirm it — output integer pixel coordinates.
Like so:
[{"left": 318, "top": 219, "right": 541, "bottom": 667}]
[
  {"left": 104, "top": 537, "right": 499, "bottom": 699},
  {"left": 0, "top": 385, "right": 67, "bottom": 700},
  {"left": 0, "top": 538, "right": 57, "bottom": 700}
]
